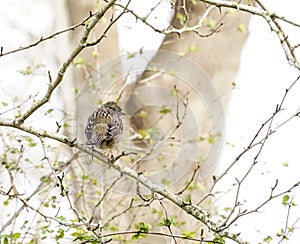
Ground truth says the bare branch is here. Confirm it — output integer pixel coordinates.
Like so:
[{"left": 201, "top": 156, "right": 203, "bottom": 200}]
[
  {"left": 200, "top": 0, "right": 300, "bottom": 69},
  {"left": 13, "top": 0, "right": 118, "bottom": 125},
  {"left": 0, "top": 13, "right": 94, "bottom": 58}
]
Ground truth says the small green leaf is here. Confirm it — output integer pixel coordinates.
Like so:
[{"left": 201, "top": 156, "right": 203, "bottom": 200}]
[
  {"left": 208, "top": 19, "right": 216, "bottom": 29},
  {"left": 92, "top": 51, "right": 99, "bottom": 57},
  {"left": 224, "top": 207, "right": 232, "bottom": 212},
  {"left": 138, "top": 110, "right": 148, "bottom": 118},
  {"left": 159, "top": 105, "right": 172, "bottom": 114},
  {"left": 45, "top": 108, "right": 53, "bottom": 114},
  {"left": 208, "top": 134, "right": 215, "bottom": 144},
  {"left": 74, "top": 88, "right": 80, "bottom": 95},
  {"left": 12, "top": 232, "right": 21, "bottom": 239},
  {"left": 161, "top": 178, "right": 170, "bottom": 186},
  {"left": 26, "top": 137, "right": 37, "bottom": 147},
  {"left": 74, "top": 57, "right": 84, "bottom": 67},
  {"left": 185, "top": 194, "right": 192, "bottom": 203},
  {"left": 100, "top": 17, "right": 107, "bottom": 24},
  {"left": 18, "top": 66, "right": 33, "bottom": 75},
  {"left": 81, "top": 175, "right": 89, "bottom": 181},
  {"left": 56, "top": 228, "right": 65, "bottom": 240},
  {"left": 211, "top": 233, "right": 225, "bottom": 244},
  {"left": 57, "top": 216, "right": 66, "bottom": 221},
  {"left": 40, "top": 175, "right": 49, "bottom": 182},
  {"left": 138, "top": 129, "right": 151, "bottom": 140},
  {"left": 176, "top": 12, "right": 187, "bottom": 23},
  {"left": 152, "top": 208, "right": 163, "bottom": 217},
  {"left": 127, "top": 52, "right": 136, "bottom": 59},
  {"left": 282, "top": 195, "right": 290, "bottom": 206},
  {"left": 132, "top": 233, "right": 146, "bottom": 240},
  {"left": 199, "top": 136, "right": 205, "bottom": 142},
  {"left": 63, "top": 123, "right": 70, "bottom": 128},
  {"left": 110, "top": 226, "right": 119, "bottom": 231},
  {"left": 157, "top": 217, "right": 171, "bottom": 227},
  {"left": 3, "top": 199, "right": 10, "bottom": 206},
  {"left": 188, "top": 45, "right": 198, "bottom": 53},
  {"left": 182, "top": 230, "right": 196, "bottom": 238},
  {"left": 263, "top": 236, "right": 273, "bottom": 243},
  {"left": 237, "top": 24, "right": 245, "bottom": 32},
  {"left": 111, "top": 72, "right": 117, "bottom": 78},
  {"left": 158, "top": 216, "right": 177, "bottom": 227},
  {"left": 136, "top": 222, "right": 151, "bottom": 233}
]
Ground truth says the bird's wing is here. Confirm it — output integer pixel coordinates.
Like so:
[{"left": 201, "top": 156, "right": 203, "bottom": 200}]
[
  {"left": 85, "top": 107, "right": 111, "bottom": 146},
  {"left": 85, "top": 112, "right": 96, "bottom": 140},
  {"left": 86, "top": 123, "right": 109, "bottom": 146},
  {"left": 107, "top": 116, "right": 123, "bottom": 139}
]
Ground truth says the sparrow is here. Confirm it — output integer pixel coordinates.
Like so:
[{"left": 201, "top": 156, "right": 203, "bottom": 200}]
[{"left": 85, "top": 101, "right": 125, "bottom": 149}]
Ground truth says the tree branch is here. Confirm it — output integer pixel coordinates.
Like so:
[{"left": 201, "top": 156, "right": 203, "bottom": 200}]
[{"left": 13, "top": 0, "right": 118, "bottom": 125}]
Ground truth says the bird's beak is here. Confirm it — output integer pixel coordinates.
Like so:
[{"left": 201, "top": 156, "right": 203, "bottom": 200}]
[{"left": 120, "top": 110, "right": 126, "bottom": 115}]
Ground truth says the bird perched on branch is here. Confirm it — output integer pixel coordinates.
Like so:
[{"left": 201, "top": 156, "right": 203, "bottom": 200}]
[{"left": 85, "top": 101, "right": 125, "bottom": 150}]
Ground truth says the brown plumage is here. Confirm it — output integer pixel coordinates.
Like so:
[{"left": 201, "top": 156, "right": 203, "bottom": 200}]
[{"left": 85, "top": 101, "right": 125, "bottom": 149}]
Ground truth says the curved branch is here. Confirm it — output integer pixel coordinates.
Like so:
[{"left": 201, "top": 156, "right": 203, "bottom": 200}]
[
  {"left": 0, "top": 13, "right": 93, "bottom": 58},
  {"left": 200, "top": 0, "right": 300, "bottom": 69}
]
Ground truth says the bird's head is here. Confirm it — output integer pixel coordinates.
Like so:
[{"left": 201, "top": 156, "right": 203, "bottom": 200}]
[{"left": 104, "top": 101, "right": 125, "bottom": 116}]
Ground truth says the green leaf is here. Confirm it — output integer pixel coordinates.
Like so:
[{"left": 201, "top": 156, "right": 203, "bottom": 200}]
[
  {"left": 211, "top": 233, "right": 225, "bottom": 244},
  {"left": 282, "top": 195, "right": 290, "bottom": 206},
  {"left": 237, "top": 24, "right": 245, "bottom": 32},
  {"left": 263, "top": 236, "right": 273, "bottom": 243},
  {"left": 74, "top": 57, "right": 84, "bottom": 67},
  {"left": 132, "top": 233, "right": 146, "bottom": 240},
  {"left": 182, "top": 230, "right": 196, "bottom": 238},
  {"left": 176, "top": 12, "right": 187, "bottom": 23},
  {"left": 161, "top": 178, "right": 170, "bottom": 186},
  {"left": 57, "top": 216, "right": 66, "bottom": 221},
  {"left": 231, "top": 81, "right": 237, "bottom": 88},
  {"left": 152, "top": 208, "right": 163, "bottom": 217},
  {"left": 127, "top": 52, "right": 136, "bottom": 59},
  {"left": 188, "top": 45, "right": 198, "bottom": 53},
  {"left": 157, "top": 216, "right": 177, "bottom": 227},
  {"left": 4, "top": 237, "right": 8, "bottom": 244},
  {"left": 132, "top": 222, "right": 151, "bottom": 241},
  {"left": 3, "top": 199, "right": 10, "bottom": 206},
  {"left": 56, "top": 228, "right": 65, "bottom": 240},
  {"left": 40, "top": 175, "right": 49, "bottom": 183},
  {"left": 138, "top": 110, "right": 148, "bottom": 118},
  {"left": 92, "top": 51, "right": 99, "bottom": 57},
  {"left": 63, "top": 122, "right": 70, "bottom": 128},
  {"left": 110, "top": 226, "right": 119, "bottom": 231},
  {"left": 160, "top": 105, "right": 172, "bottom": 114},
  {"left": 208, "top": 134, "right": 215, "bottom": 144},
  {"left": 12, "top": 232, "right": 21, "bottom": 239},
  {"left": 74, "top": 88, "right": 80, "bottom": 95},
  {"left": 199, "top": 136, "right": 205, "bottom": 142},
  {"left": 111, "top": 72, "right": 117, "bottom": 78},
  {"left": 208, "top": 19, "right": 216, "bottom": 29},
  {"left": 185, "top": 194, "right": 192, "bottom": 204},
  {"left": 45, "top": 108, "right": 53, "bottom": 114},
  {"left": 136, "top": 222, "right": 151, "bottom": 233},
  {"left": 18, "top": 66, "right": 33, "bottom": 75}
]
